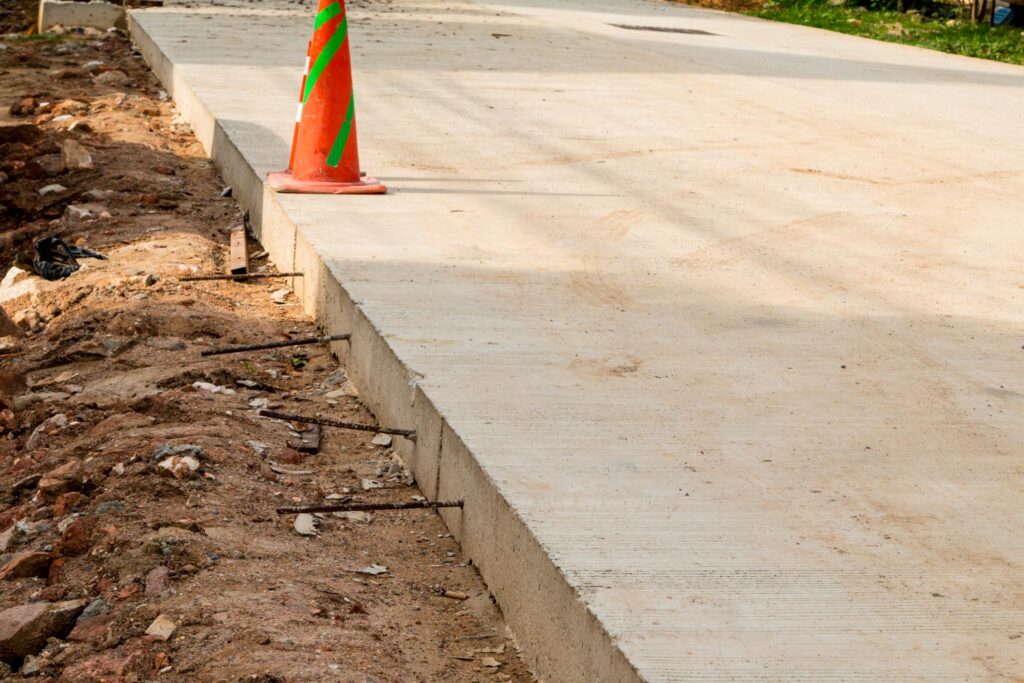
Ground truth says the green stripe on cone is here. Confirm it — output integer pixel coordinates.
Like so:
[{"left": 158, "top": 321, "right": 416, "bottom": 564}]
[
  {"left": 303, "top": 12, "right": 348, "bottom": 103},
  {"left": 326, "top": 95, "right": 355, "bottom": 168}
]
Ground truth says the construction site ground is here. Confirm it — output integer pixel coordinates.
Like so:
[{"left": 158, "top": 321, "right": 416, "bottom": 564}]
[
  {"left": 0, "top": 27, "right": 536, "bottom": 682},
  {"left": 121, "top": 0, "right": 1024, "bottom": 681}
]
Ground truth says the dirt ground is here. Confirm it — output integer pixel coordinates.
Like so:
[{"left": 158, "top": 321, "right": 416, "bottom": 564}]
[{"left": 0, "top": 25, "right": 536, "bottom": 683}]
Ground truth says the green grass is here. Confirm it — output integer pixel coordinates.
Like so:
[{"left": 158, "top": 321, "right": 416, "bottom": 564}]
[
  {"left": 746, "top": 0, "right": 1024, "bottom": 65},
  {"left": 5, "top": 32, "right": 63, "bottom": 43}
]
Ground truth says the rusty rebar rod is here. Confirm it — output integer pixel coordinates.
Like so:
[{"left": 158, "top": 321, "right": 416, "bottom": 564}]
[
  {"left": 178, "top": 272, "right": 304, "bottom": 282},
  {"left": 277, "top": 500, "right": 463, "bottom": 515},
  {"left": 257, "top": 409, "right": 416, "bottom": 440},
  {"left": 200, "top": 334, "right": 351, "bottom": 357}
]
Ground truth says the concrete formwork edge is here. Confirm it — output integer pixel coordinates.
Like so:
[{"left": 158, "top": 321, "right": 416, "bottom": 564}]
[{"left": 127, "top": 12, "right": 644, "bottom": 683}]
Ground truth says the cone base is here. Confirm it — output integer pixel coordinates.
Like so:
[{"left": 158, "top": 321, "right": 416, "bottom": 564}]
[{"left": 267, "top": 171, "right": 387, "bottom": 195}]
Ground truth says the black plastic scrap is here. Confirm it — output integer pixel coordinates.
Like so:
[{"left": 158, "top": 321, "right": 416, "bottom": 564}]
[{"left": 32, "top": 236, "right": 107, "bottom": 281}]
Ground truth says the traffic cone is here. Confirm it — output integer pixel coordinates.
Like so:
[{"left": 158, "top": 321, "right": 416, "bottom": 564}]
[{"left": 267, "top": 0, "right": 386, "bottom": 194}]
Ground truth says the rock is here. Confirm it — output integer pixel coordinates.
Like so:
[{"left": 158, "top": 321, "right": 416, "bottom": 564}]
[
  {"left": 146, "top": 337, "right": 185, "bottom": 351},
  {"left": 361, "top": 479, "right": 382, "bottom": 491},
  {"left": 157, "top": 455, "right": 200, "bottom": 479},
  {"left": 81, "top": 189, "right": 112, "bottom": 201},
  {"left": 277, "top": 447, "right": 305, "bottom": 464},
  {"left": 143, "top": 614, "right": 175, "bottom": 641},
  {"left": 35, "top": 154, "right": 64, "bottom": 176},
  {"left": 371, "top": 433, "right": 393, "bottom": 448},
  {"left": 60, "top": 650, "right": 154, "bottom": 682},
  {"left": 56, "top": 516, "right": 96, "bottom": 556},
  {"left": 355, "top": 564, "right": 388, "bottom": 576},
  {"left": 0, "top": 506, "right": 27, "bottom": 531},
  {"left": 66, "top": 614, "right": 113, "bottom": 643},
  {"left": 12, "top": 474, "right": 41, "bottom": 494},
  {"left": 192, "top": 381, "right": 235, "bottom": 395},
  {"left": 270, "top": 288, "right": 291, "bottom": 304},
  {"left": 334, "top": 511, "right": 373, "bottom": 524},
  {"left": 0, "top": 526, "right": 19, "bottom": 553},
  {"left": 63, "top": 204, "right": 94, "bottom": 228},
  {"left": 144, "top": 273, "right": 159, "bottom": 286},
  {"left": 144, "top": 566, "right": 169, "bottom": 596},
  {"left": 0, "top": 598, "right": 88, "bottom": 664},
  {"left": 0, "top": 552, "right": 51, "bottom": 581},
  {"left": 37, "top": 183, "right": 66, "bottom": 196},
  {"left": 77, "top": 598, "right": 109, "bottom": 622},
  {"left": 293, "top": 514, "right": 318, "bottom": 537},
  {"left": 481, "top": 657, "right": 502, "bottom": 668},
  {"left": 246, "top": 440, "right": 269, "bottom": 457},
  {"left": 51, "top": 100, "right": 88, "bottom": 116},
  {"left": 13, "top": 392, "right": 69, "bottom": 411},
  {"left": 94, "top": 501, "right": 125, "bottom": 515},
  {"left": 21, "top": 653, "right": 41, "bottom": 674},
  {"left": 14, "top": 309, "right": 44, "bottom": 334},
  {"left": 60, "top": 139, "right": 93, "bottom": 170},
  {"left": 52, "top": 492, "right": 85, "bottom": 518},
  {"left": 93, "top": 70, "right": 128, "bottom": 86},
  {"left": 37, "top": 460, "right": 81, "bottom": 498},
  {"left": 150, "top": 444, "right": 204, "bottom": 463},
  {"left": 25, "top": 414, "right": 68, "bottom": 451}
]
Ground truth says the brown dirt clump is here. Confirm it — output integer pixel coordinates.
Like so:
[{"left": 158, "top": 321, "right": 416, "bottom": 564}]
[
  {"left": 0, "top": 30, "right": 536, "bottom": 683},
  {"left": 0, "top": 0, "right": 38, "bottom": 35}
]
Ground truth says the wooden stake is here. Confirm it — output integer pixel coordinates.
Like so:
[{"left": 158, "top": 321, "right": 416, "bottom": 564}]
[{"left": 229, "top": 226, "right": 249, "bottom": 275}]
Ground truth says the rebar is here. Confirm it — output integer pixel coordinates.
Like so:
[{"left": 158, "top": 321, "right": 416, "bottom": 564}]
[
  {"left": 277, "top": 500, "right": 463, "bottom": 514},
  {"left": 200, "top": 334, "right": 350, "bottom": 357},
  {"left": 177, "top": 272, "right": 304, "bottom": 282},
  {"left": 257, "top": 409, "right": 416, "bottom": 439}
]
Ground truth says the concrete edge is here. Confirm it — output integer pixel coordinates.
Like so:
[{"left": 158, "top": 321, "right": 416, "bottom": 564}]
[
  {"left": 127, "top": 11, "right": 645, "bottom": 683},
  {"left": 39, "top": 0, "right": 126, "bottom": 32}
]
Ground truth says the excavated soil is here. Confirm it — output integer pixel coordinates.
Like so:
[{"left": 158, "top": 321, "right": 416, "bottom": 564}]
[{"left": 0, "top": 28, "right": 536, "bottom": 683}]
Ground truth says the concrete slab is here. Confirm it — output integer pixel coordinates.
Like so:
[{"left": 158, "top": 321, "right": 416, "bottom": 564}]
[{"left": 129, "top": 1, "right": 1024, "bottom": 680}]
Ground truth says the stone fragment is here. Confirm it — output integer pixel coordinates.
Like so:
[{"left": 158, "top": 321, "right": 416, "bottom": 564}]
[
  {"left": 25, "top": 414, "right": 68, "bottom": 451},
  {"left": 145, "top": 566, "right": 169, "bottom": 596},
  {"left": 37, "top": 460, "right": 82, "bottom": 499},
  {"left": 59, "top": 649, "right": 154, "bottom": 682},
  {"left": 0, "top": 598, "right": 88, "bottom": 664},
  {"left": 0, "top": 552, "right": 51, "bottom": 581},
  {"left": 67, "top": 614, "right": 114, "bottom": 643},
  {"left": 371, "top": 433, "right": 393, "bottom": 447},
  {"left": 63, "top": 204, "right": 94, "bottom": 228},
  {"left": 20, "top": 653, "right": 41, "bottom": 674},
  {"left": 293, "top": 514, "right": 318, "bottom": 537},
  {"left": 51, "top": 100, "right": 88, "bottom": 116},
  {"left": 56, "top": 516, "right": 96, "bottom": 557},
  {"left": 77, "top": 598, "right": 109, "bottom": 622},
  {"left": 143, "top": 614, "right": 175, "bottom": 641},
  {"left": 93, "top": 70, "right": 128, "bottom": 86},
  {"left": 60, "top": 139, "right": 93, "bottom": 170},
  {"left": 150, "top": 444, "right": 204, "bottom": 462},
  {"left": 52, "top": 492, "right": 85, "bottom": 518},
  {"left": 37, "top": 184, "right": 66, "bottom": 196},
  {"left": 157, "top": 456, "right": 200, "bottom": 479}
]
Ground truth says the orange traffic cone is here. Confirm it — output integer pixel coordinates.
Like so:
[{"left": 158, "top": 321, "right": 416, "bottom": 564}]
[{"left": 267, "top": 0, "right": 385, "bottom": 194}]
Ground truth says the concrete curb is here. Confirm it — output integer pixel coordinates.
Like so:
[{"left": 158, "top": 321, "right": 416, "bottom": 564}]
[
  {"left": 127, "top": 10, "right": 643, "bottom": 683},
  {"left": 38, "top": 0, "right": 125, "bottom": 32}
]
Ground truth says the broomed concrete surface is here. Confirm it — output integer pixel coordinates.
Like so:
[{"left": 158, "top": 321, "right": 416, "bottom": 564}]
[{"left": 129, "top": 1, "right": 1024, "bottom": 680}]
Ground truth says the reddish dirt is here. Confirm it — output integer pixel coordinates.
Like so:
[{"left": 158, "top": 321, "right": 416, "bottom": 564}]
[{"left": 0, "top": 30, "right": 536, "bottom": 683}]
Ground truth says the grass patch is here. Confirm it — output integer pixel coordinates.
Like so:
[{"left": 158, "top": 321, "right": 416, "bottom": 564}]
[
  {"left": 5, "top": 32, "right": 63, "bottom": 43},
  {"left": 745, "top": 0, "right": 1024, "bottom": 65}
]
